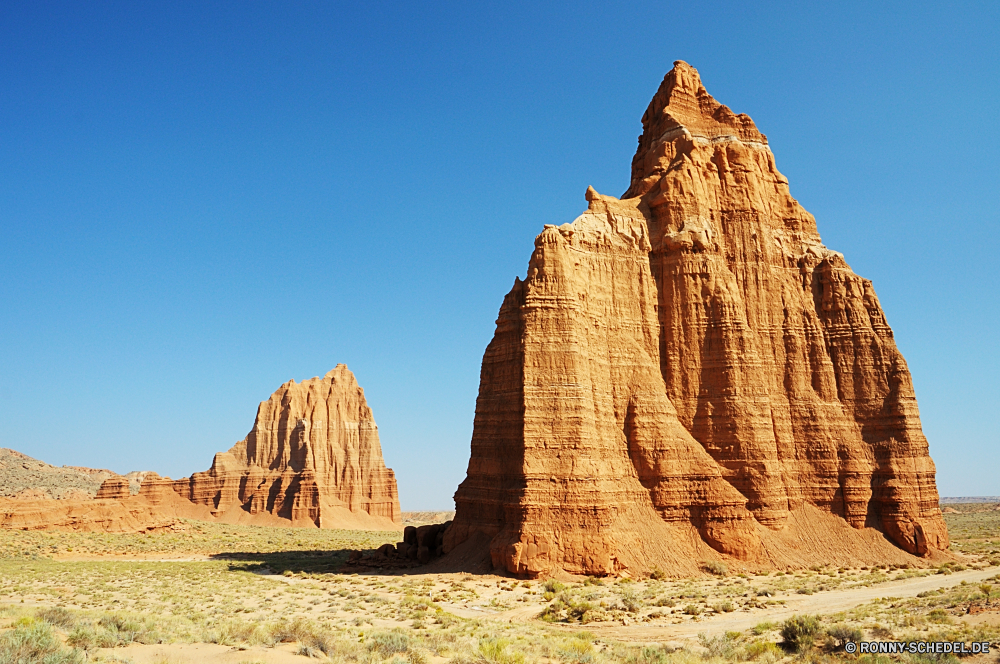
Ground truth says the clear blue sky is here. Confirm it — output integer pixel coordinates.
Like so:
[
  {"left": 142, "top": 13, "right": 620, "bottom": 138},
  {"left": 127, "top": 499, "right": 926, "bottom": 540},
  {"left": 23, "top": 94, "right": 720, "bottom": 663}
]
[{"left": 1, "top": 2, "right": 997, "bottom": 509}]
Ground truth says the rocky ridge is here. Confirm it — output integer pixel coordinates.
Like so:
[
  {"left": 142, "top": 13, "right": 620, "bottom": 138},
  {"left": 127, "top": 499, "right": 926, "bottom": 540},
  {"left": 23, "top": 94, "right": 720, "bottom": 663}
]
[
  {"left": 444, "top": 61, "right": 948, "bottom": 577},
  {"left": 0, "top": 448, "right": 145, "bottom": 500}
]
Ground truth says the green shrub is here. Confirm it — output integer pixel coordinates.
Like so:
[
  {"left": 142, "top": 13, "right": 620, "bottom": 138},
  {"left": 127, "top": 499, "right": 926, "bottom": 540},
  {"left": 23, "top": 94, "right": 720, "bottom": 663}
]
[
  {"left": 744, "top": 641, "right": 783, "bottom": 660},
  {"left": 65, "top": 625, "right": 95, "bottom": 651},
  {"left": 475, "top": 637, "right": 525, "bottom": 664},
  {"left": 927, "top": 609, "right": 952, "bottom": 624},
  {"left": 557, "top": 636, "right": 597, "bottom": 664},
  {"left": 780, "top": 614, "right": 822, "bottom": 652},
  {"left": 98, "top": 613, "right": 143, "bottom": 644},
  {"left": 271, "top": 618, "right": 335, "bottom": 654},
  {"left": 826, "top": 623, "right": 862, "bottom": 648},
  {"left": 539, "top": 595, "right": 598, "bottom": 623},
  {"left": 0, "top": 619, "right": 83, "bottom": 664},
  {"left": 618, "top": 587, "right": 642, "bottom": 612},
  {"left": 368, "top": 629, "right": 411, "bottom": 657},
  {"left": 649, "top": 568, "right": 666, "bottom": 581},
  {"left": 621, "top": 645, "right": 674, "bottom": 664},
  {"left": 701, "top": 560, "right": 728, "bottom": 576},
  {"left": 698, "top": 631, "right": 741, "bottom": 659},
  {"left": 543, "top": 580, "right": 566, "bottom": 593},
  {"left": 35, "top": 607, "right": 76, "bottom": 630}
]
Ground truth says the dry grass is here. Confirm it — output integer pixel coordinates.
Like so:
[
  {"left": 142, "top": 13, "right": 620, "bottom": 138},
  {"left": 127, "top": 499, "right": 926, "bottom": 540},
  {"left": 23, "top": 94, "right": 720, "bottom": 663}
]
[
  {"left": 0, "top": 504, "right": 995, "bottom": 662},
  {"left": 0, "top": 519, "right": 399, "bottom": 561}
]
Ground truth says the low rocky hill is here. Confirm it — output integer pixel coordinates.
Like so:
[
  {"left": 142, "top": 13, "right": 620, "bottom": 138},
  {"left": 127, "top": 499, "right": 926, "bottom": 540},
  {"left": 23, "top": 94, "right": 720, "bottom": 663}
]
[{"left": 0, "top": 448, "right": 143, "bottom": 500}]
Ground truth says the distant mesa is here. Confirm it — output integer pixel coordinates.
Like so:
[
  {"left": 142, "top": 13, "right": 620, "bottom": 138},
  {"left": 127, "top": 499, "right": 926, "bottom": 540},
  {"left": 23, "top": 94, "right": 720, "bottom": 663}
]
[
  {"left": 0, "top": 365, "right": 401, "bottom": 533},
  {"left": 442, "top": 61, "right": 949, "bottom": 577}
]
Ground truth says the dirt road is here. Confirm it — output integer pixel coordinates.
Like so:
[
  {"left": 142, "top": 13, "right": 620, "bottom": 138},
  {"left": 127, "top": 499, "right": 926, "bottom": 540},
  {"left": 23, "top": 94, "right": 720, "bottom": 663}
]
[{"left": 466, "top": 567, "right": 999, "bottom": 642}]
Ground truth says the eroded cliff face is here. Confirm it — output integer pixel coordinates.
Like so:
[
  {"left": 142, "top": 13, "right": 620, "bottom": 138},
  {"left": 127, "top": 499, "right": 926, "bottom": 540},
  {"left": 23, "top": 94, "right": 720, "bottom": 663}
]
[
  {"left": 176, "top": 365, "right": 400, "bottom": 528},
  {"left": 446, "top": 61, "right": 947, "bottom": 576}
]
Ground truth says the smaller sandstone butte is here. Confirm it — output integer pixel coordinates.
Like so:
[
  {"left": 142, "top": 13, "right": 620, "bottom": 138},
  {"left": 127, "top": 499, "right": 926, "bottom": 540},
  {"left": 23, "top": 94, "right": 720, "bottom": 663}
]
[{"left": 174, "top": 365, "right": 401, "bottom": 529}]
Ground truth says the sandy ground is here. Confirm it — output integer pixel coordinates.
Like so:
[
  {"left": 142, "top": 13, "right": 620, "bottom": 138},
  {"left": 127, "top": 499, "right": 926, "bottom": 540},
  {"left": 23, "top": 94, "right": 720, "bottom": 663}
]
[{"left": 90, "top": 642, "right": 323, "bottom": 663}]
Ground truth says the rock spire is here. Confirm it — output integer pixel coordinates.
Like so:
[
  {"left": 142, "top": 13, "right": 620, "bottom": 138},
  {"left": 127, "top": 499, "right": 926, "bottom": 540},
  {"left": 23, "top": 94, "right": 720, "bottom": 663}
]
[{"left": 444, "top": 61, "right": 947, "bottom": 577}]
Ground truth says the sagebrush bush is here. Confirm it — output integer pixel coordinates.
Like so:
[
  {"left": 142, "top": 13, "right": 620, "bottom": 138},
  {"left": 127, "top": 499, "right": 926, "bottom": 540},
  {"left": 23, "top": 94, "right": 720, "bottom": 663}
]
[
  {"left": 271, "top": 618, "right": 335, "bottom": 654},
  {"left": 0, "top": 619, "right": 83, "bottom": 664},
  {"left": 744, "top": 641, "right": 783, "bottom": 661},
  {"left": 35, "top": 608, "right": 76, "bottom": 630},
  {"left": 367, "top": 629, "right": 411, "bottom": 657},
  {"left": 780, "top": 614, "right": 822, "bottom": 652},
  {"left": 557, "top": 636, "right": 597, "bottom": 664},
  {"left": 622, "top": 645, "right": 673, "bottom": 664},
  {"left": 701, "top": 561, "right": 728, "bottom": 576},
  {"left": 474, "top": 637, "right": 525, "bottom": 664},
  {"left": 698, "top": 631, "right": 744, "bottom": 659},
  {"left": 826, "top": 623, "right": 862, "bottom": 648}
]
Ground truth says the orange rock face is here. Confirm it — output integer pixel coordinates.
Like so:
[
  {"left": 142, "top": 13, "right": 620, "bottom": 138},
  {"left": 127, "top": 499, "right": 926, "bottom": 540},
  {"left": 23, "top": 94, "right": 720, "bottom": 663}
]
[
  {"left": 445, "top": 61, "right": 947, "bottom": 577},
  {"left": 174, "top": 365, "right": 401, "bottom": 529},
  {"left": 0, "top": 497, "right": 180, "bottom": 533},
  {"left": 95, "top": 477, "right": 130, "bottom": 500}
]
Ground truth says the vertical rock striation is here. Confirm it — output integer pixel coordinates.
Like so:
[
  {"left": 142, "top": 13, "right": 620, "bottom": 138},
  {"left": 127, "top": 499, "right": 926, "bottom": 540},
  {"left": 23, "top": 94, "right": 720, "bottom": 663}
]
[
  {"left": 176, "top": 365, "right": 400, "bottom": 528},
  {"left": 446, "top": 61, "right": 947, "bottom": 576}
]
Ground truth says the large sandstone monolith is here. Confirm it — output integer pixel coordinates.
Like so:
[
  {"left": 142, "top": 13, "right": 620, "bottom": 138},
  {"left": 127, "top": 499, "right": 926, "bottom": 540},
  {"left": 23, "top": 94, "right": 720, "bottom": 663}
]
[
  {"left": 174, "top": 365, "right": 401, "bottom": 528},
  {"left": 444, "top": 61, "right": 948, "bottom": 577}
]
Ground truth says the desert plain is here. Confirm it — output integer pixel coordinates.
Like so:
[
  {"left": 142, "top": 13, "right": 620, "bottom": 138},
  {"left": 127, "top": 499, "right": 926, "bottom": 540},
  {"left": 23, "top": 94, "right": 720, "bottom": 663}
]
[{"left": 0, "top": 504, "right": 997, "bottom": 663}]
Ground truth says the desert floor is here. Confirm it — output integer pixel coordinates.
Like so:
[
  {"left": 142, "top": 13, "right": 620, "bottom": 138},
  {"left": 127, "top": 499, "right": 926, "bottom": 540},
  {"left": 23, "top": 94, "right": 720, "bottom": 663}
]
[{"left": 0, "top": 506, "right": 997, "bottom": 663}]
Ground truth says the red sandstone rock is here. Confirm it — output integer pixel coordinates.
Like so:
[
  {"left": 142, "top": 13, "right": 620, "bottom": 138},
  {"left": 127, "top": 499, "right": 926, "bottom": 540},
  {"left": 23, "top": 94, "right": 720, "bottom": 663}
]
[
  {"left": 0, "top": 497, "right": 180, "bottom": 533},
  {"left": 445, "top": 61, "right": 948, "bottom": 576},
  {"left": 174, "top": 365, "right": 401, "bottom": 529},
  {"left": 95, "top": 477, "right": 130, "bottom": 500}
]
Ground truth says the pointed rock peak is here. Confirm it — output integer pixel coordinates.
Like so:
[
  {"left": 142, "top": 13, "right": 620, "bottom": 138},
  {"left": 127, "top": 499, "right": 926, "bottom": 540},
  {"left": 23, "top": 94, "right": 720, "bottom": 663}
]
[
  {"left": 324, "top": 364, "right": 353, "bottom": 381},
  {"left": 624, "top": 61, "right": 769, "bottom": 198},
  {"left": 661, "top": 60, "right": 705, "bottom": 98},
  {"left": 640, "top": 60, "right": 765, "bottom": 145}
]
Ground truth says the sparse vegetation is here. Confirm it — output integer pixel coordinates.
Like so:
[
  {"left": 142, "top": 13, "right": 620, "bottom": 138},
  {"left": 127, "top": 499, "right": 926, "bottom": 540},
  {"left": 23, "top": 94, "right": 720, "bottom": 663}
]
[
  {"left": 0, "top": 618, "right": 83, "bottom": 663},
  {"left": 0, "top": 502, "right": 994, "bottom": 662}
]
